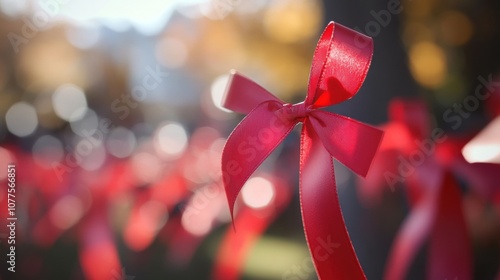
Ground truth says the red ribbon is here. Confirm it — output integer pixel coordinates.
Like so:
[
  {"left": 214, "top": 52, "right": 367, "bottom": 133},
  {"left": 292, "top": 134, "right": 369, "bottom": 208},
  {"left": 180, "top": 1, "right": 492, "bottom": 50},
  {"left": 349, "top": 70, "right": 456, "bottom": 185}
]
[
  {"left": 221, "top": 22, "right": 383, "bottom": 279},
  {"left": 384, "top": 161, "right": 472, "bottom": 280},
  {"left": 361, "top": 99, "right": 473, "bottom": 280}
]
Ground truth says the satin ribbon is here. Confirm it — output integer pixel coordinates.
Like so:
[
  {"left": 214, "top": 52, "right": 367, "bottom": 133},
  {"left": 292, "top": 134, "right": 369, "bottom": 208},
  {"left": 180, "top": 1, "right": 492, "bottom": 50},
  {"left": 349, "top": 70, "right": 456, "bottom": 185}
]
[
  {"left": 362, "top": 99, "right": 473, "bottom": 280},
  {"left": 221, "top": 22, "right": 383, "bottom": 279},
  {"left": 384, "top": 159, "right": 472, "bottom": 280}
]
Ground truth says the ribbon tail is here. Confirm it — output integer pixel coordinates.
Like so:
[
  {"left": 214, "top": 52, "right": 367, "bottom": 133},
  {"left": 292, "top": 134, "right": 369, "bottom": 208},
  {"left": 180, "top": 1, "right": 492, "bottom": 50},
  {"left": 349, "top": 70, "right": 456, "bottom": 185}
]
[
  {"left": 384, "top": 179, "right": 438, "bottom": 280},
  {"left": 384, "top": 159, "right": 444, "bottom": 280},
  {"left": 428, "top": 172, "right": 472, "bottom": 280},
  {"left": 222, "top": 101, "right": 294, "bottom": 218},
  {"left": 300, "top": 121, "right": 366, "bottom": 279}
]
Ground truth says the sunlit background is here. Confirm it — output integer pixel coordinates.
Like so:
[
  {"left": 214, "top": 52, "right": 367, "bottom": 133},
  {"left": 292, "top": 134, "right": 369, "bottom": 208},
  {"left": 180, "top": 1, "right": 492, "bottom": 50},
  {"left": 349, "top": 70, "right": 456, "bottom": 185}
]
[{"left": 0, "top": 0, "right": 499, "bottom": 279}]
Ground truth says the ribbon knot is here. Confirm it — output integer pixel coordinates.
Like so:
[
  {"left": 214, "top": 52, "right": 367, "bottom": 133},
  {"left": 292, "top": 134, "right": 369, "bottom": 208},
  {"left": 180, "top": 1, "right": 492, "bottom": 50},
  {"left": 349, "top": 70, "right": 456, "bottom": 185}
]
[
  {"left": 221, "top": 22, "right": 384, "bottom": 280},
  {"left": 279, "top": 102, "right": 308, "bottom": 122}
]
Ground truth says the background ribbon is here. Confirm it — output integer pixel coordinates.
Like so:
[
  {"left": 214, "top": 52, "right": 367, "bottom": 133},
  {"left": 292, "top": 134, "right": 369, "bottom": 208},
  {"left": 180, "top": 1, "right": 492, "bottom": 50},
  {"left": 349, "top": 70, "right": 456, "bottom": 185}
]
[
  {"left": 221, "top": 22, "right": 383, "bottom": 279},
  {"left": 360, "top": 99, "right": 493, "bottom": 280}
]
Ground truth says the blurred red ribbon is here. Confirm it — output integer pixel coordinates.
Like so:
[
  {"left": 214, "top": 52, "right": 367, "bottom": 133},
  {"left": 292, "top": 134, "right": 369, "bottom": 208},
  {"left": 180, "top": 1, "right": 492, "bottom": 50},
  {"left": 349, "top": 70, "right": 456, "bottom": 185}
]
[
  {"left": 369, "top": 100, "right": 475, "bottom": 280},
  {"left": 221, "top": 22, "right": 383, "bottom": 279}
]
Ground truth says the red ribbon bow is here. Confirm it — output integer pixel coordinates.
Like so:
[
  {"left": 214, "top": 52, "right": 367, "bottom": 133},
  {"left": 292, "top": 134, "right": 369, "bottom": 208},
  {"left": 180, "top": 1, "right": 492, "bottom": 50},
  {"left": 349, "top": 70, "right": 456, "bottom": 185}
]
[
  {"left": 369, "top": 100, "right": 474, "bottom": 280},
  {"left": 221, "top": 22, "right": 384, "bottom": 279}
]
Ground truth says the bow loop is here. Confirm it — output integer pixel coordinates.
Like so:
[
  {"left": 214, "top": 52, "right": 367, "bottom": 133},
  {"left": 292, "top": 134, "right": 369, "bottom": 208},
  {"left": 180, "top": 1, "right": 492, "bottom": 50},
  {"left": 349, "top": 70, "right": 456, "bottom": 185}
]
[
  {"left": 308, "top": 111, "right": 384, "bottom": 177},
  {"left": 223, "top": 71, "right": 282, "bottom": 114},
  {"left": 306, "top": 22, "right": 374, "bottom": 108},
  {"left": 221, "top": 21, "right": 382, "bottom": 280},
  {"left": 388, "top": 99, "right": 430, "bottom": 140}
]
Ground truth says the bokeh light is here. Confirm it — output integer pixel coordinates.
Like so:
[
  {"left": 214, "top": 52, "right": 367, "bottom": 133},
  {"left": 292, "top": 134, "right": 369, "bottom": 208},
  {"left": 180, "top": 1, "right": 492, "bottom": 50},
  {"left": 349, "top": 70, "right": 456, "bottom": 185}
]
[
  {"left": 70, "top": 109, "right": 99, "bottom": 136},
  {"left": 180, "top": 184, "right": 225, "bottom": 236},
  {"left": 462, "top": 117, "right": 500, "bottom": 164},
  {"left": 75, "top": 141, "right": 106, "bottom": 171},
  {"left": 439, "top": 10, "right": 473, "bottom": 46},
  {"left": 106, "top": 127, "right": 136, "bottom": 158},
  {"left": 463, "top": 144, "right": 500, "bottom": 164},
  {"left": 241, "top": 177, "right": 275, "bottom": 209},
  {"left": 131, "top": 152, "right": 163, "bottom": 184},
  {"left": 181, "top": 205, "right": 213, "bottom": 236},
  {"left": 50, "top": 195, "right": 85, "bottom": 230},
  {"left": 6, "top": 102, "right": 38, "bottom": 137},
  {"left": 32, "top": 135, "right": 64, "bottom": 167},
  {"left": 263, "top": 0, "right": 322, "bottom": 43},
  {"left": 154, "top": 122, "right": 188, "bottom": 159},
  {"left": 409, "top": 41, "right": 447, "bottom": 89},
  {"left": 52, "top": 83, "right": 88, "bottom": 122}
]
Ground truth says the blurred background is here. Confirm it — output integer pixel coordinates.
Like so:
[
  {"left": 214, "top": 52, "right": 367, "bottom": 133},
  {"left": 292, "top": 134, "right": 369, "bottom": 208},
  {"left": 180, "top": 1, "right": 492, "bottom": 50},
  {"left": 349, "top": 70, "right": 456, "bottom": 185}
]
[{"left": 0, "top": 0, "right": 499, "bottom": 279}]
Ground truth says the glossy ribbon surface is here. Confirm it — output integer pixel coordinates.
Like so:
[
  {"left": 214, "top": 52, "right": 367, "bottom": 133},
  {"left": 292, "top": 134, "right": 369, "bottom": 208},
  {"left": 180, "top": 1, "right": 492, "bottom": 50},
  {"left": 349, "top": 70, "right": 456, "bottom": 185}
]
[{"left": 221, "top": 22, "right": 383, "bottom": 279}]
